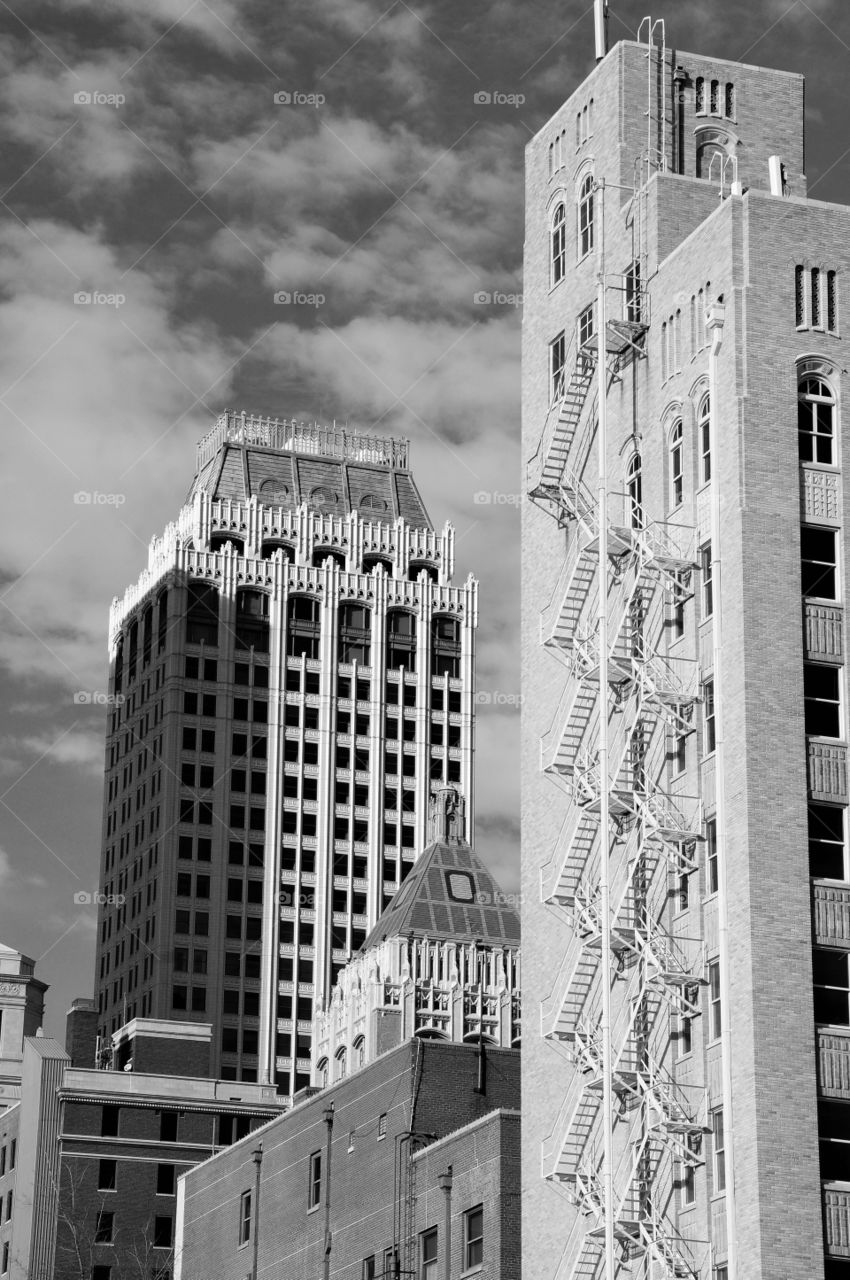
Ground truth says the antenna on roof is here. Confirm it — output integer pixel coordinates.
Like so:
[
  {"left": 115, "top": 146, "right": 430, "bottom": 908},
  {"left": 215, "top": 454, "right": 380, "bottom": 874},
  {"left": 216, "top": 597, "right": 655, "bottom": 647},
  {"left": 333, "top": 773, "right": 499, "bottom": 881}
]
[{"left": 594, "top": 0, "right": 608, "bottom": 62}]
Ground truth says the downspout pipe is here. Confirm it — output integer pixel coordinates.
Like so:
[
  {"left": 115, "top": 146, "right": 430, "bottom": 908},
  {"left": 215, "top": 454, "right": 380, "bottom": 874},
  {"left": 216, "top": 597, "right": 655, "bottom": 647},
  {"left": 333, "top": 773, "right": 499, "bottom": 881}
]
[
  {"left": 250, "top": 1143, "right": 263, "bottom": 1280},
  {"left": 322, "top": 1104, "right": 334, "bottom": 1280},
  {"left": 707, "top": 298, "right": 736, "bottom": 1279},
  {"left": 437, "top": 1167, "right": 453, "bottom": 1280}
]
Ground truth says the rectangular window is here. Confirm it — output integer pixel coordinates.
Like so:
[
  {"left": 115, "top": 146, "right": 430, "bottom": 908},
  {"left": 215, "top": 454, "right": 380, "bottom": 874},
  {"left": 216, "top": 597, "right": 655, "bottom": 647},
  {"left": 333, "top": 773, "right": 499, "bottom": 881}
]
[
  {"left": 814, "top": 947, "right": 850, "bottom": 1024},
  {"left": 160, "top": 1111, "right": 178, "bottom": 1143},
  {"left": 712, "top": 1109, "right": 726, "bottom": 1193},
  {"left": 708, "top": 959, "right": 722, "bottom": 1040},
  {"left": 420, "top": 1227, "right": 438, "bottom": 1279},
  {"left": 362, "top": 1259, "right": 376, "bottom": 1280},
  {"left": 464, "top": 1205, "right": 484, "bottom": 1269},
  {"left": 378, "top": 1113, "right": 387, "bottom": 1140},
  {"left": 809, "top": 803, "right": 845, "bottom": 879},
  {"left": 549, "top": 330, "right": 566, "bottom": 402},
  {"left": 701, "top": 543, "right": 713, "bottom": 617},
  {"left": 706, "top": 818, "right": 719, "bottom": 895},
  {"left": 308, "top": 1150, "right": 322, "bottom": 1210},
  {"left": 703, "top": 680, "right": 716, "bottom": 754},
  {"left": 624, "top": 260, "right": 642, "bottom": 323},
  {"left": 812, "top": 268, "right": 822, "bottom": 327},
  {"left": 157, "top": 1164, "right": 175, "bottom": 1195},
  {"left": 801, "top": 526, "right": 838, "bottom": 599},
  {"left": 95, "top": 1210, "right": 114, "bottom": 1243},
  {"left": 154, "top": 1215, "right": 173, "bottom": 1248},
  {"left": 675, "top": 1009, "right": 693, "bottom": 1059},
  {"left": 804, "top": 662, "right": 841, "bottom": 738},
  {"left": 239, "top": 1189, "right": 252, "bottom": 1246},
  {"left": 680, "top": 1155, "right": 696, "bottom": 1206},
  {"left": 98, "top": 1158, "right": 117, "bottom": 1191},
  {"left": 101, "top": 1104, "right": 119, "bottom": 1137},
  {"left": 828, "top": 270, "right": 838, "bottom": 333},
  {"left": 578, "top": 302, "right": 595, "bottom": 348}
]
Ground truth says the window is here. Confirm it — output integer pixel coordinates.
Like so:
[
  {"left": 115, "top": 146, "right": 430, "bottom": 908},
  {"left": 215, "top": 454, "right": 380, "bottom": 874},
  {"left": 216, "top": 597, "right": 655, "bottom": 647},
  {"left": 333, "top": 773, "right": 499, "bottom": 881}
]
[
  {"left": 98, "top": 1158, "right": 117, "bottom": 1191},
  {"left": 703, "top": 679, "right": 716, "bottom": 754},
  {"left": 813, "top": 268, "right": 822, "bottom": 328},
  {"left": 624, "top": 260, "right": 642, "bottom": 323},
  {"left": 101, "top": 1104, "right": 119, "bottom": 1137},
  {"left": 160, "top": 1111, "right": 178, "bottom": 1143},
  {"left": 798, "top": 376, "right": 835, "bottom": 464},
  {"left": 431, "top": 615, "right": 462, "bottom": 678},
  {"left": 829, "top": 270, "right": 839, "bottom": 332},
  {"left": 339, "top": 602, "right": 372, "bottom": 665},
  {"left": 804, "top": 663, "right": 841, "bottom": 738},
  {"left": 362, "top": 1258, "right": 376, "bottom": 1280},
  {"left": 386, "top": 612, "right": 416, "bottom": 671},
  {"left": 464, "top": 1205, "right": 484, "bottom": 1269},
  {"left": 814, "top": 947, "right": 850, "bottom": 1024},
  {"left": 421, "top": 1227, "right": 438, "bottom": 1278},
  {"left": 675, "top": 1008, "right": 693, "bottom": 1059},
  {"left": 578, "top": 173, "right": 594, "bottom": 258},
  {"left": 801, "top": 527, "right": 837, "bottom": 599},
  {"left": 710, "top": 79, "right": 719, "bottom": 114},
  {"left": 154, "top": 1216, "right": 173, "bottom": 1248},
  {"left": 706, "top": 818, "right": 719, "bottom": 894},
  {"left": 627, "top": 455, "right": 642, "bottom": 530},
  {"left": 378, "top": 1113, "right": 388, "bottom": 1140},
  {"left": 186, "top": 581, "right": 219, "bottom": 646},
  {"left": 308, "top": 1151, "right": 322, "bottom": 1209},
  {"left": 711, "top": 1109, "right": 726, "bottom": 1193},
  {"left": 796, "top": 265, "right": 805, "bottom": 327},
  {"left": 809, "top": 804, "right": 845, "bottom": 879},
  {"left": 695, "top": 76, "right": 704, "bottom": 112},
  {"left": 239, "top": 1190, "right": 252, "bottom": 1246},
  {"left": 680, "top": 1148, "right": 696, "bottom": 1206},
  {"left": 670, "top": 420, "right": 683, "bottom": 508},
  {"left": 724, "top": 82, "right": 734, "bottom": 118},
  {"left": 698, "top": 394, "right": 711, "bottom": 483},
  {"left": 95, "top": 1210, "right": 114, "bottom": 1243},
  {"left": 700, "top": 544, "right": 713, "bottom": 617},
  {"left": 550, "top": 330, "right": 566, "bottom": 402},
  {"left": 708, "top": 959, "right": 722, "bottom": 1040},
  {"left": 551, "top": 202, "right": 566, "bottom": 285},
  {"left": 157, "top": 1164, "right": 175, "bottom": 1195},
  {"left": 287, "top": 595, "right": 321, "bottom": 660},
  {"left": 578, "top": 303, "right": 595, "bottom": 349}
]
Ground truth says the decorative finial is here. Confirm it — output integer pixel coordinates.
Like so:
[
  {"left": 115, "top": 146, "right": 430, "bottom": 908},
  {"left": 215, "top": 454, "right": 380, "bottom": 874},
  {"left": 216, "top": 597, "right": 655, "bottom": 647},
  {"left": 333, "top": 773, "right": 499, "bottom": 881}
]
[{"left": 429, "top": 786, "right": 465, "bottom": 844}]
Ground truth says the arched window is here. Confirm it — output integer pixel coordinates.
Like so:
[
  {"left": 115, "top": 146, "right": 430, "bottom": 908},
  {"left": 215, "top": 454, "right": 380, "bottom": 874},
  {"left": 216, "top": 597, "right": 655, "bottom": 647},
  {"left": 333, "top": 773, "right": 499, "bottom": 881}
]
[
  {"left": 409, "top": 561, "right": 438, "bottom": 584},
  {"left": 312, "top": 547, "right": 346, "bottom": 570},
  {"left": 431, "top": 615, "right": 462, "bottom": 678},
  {"left": 812, "top": 269, "right": 822, "bottom": 328},
  {"left": 698, "top": 395, "right": 711, "bottom": 484},
  {"left": 157, "top": 589, "right": 168, "bottom": 654},
  {"left": 578, "top": 174, "right": 594, "bottom": 258},
  {"left": 260, "top": 540, "right": 293, "bottom": 561},
  {"left": 114, "top": 636, "right": 124, "bottom": 696},
  {"left": 627, "top": 455, "right": 643, "bottom": 530},
  {"left": 710, "top": 80, "right": 719, "bottom": 114},
  {"left": 695, "top": 77, "right": 705, "bottom": 113},
  {"left": 725, "top": 82, "right": 735, "bottom": 118},
  {"left": 363, "top": 554, "right": 393, "bottom": 575},
  {"left": 547, "top": 142, "right": 554, "bottom": 178},
  {"left": 551, "top": 203, "right": 566, "bottom": 286},
  {"left": 141, "top": 604, "right": 153, "bottom": 668},
  {"left": 209, "top": 532, "right": 245, "bottom": 554},
  {"left": 258, "top": 479, "right": 290, "bottom": 505},
  {"left": 317, "top": 1058, "right": 328, "bottom": 1088},
  {"left": 353, "top": 1036, "right": 365, "bottom": 1069},
  {"left": 696, "top": 140, "right": 727, "bottom": 180},
  {"left": 334, "top": 1047, "right": 347, "bottom": 1081},
  {"left": 127, "top": 619, "right": 138, "bottom": 683},
  {"left": 235, "top": 589, "right": 270, "bottom": 653},
  {"left": 386, "top": 611, "right": 416, "bottom": 671},
  {"left": 310, "top": 486, "right": 338, "bottom": 509},
  {"left": 798, "top": 376, "right": 836, "bottom": 465},
  {"left": 186, "top": 581, "right": 219, "bottom": 646},
  {"left": 575, "top": 112, "right": 581, "bottom": 148},
  {"left": 287, "top": 595, "right": 321, "bottom": 659},
  {"left": 661, "top": 321, "right": 668, "bottom": 382},
  {"left": 359, "top": 493, "right": 388, "bottom": 513},
  {"left": 670, "top": 420, "right": 684, "bottom": 508},
  {"left": 339, "top": 602, "right": 372, "bottom": 665}
]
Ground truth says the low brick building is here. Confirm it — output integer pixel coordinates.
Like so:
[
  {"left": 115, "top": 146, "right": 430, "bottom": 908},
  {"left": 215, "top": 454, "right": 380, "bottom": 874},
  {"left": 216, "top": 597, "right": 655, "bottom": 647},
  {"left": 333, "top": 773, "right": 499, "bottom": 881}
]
[
  {"left": 176, "top": 1037, "right": 520, "bottom": 1280},
  {"left": 2, "top": 1020, "right": 283, "bottom": 1280}
]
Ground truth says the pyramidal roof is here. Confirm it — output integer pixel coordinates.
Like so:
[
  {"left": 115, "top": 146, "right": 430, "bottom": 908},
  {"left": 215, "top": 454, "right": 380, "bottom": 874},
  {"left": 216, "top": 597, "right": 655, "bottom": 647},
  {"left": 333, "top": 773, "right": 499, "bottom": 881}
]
[{"left": 362, "top": 837, "right": 521, "bottom": 951}]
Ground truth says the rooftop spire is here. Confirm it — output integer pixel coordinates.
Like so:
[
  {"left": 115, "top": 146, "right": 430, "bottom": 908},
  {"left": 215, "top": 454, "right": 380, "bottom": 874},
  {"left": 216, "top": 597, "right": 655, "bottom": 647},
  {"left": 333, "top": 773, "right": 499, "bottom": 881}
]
[{"left": 594, "top": 0, "right": 608, "bottom": 62}]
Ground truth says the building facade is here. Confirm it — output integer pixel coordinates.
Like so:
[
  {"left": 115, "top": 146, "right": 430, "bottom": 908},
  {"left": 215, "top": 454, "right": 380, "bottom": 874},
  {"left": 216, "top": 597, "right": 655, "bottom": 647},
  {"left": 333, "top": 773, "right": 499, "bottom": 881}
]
[
  {"left": 176, "top": 1038, "right": 520, "bottom": 1280},
  {"left": 94, "top": 413, "right": 477, "bottom": 1095},
  {"left": 1, "top": 1021, "right": 280, "bottom": 1280},
  {"left": 0, "top": 944, "right": 46, "bottom": 1113},
  {"left": 523, "top": 28, "right": 849, "bottom": 1280}
]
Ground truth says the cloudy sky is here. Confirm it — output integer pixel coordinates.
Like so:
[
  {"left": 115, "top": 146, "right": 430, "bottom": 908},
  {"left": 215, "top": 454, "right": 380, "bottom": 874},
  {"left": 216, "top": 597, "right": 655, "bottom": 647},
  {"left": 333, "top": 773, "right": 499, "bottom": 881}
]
[{"left": 0, "top": 0, "right": 847, "bottom": 1034}]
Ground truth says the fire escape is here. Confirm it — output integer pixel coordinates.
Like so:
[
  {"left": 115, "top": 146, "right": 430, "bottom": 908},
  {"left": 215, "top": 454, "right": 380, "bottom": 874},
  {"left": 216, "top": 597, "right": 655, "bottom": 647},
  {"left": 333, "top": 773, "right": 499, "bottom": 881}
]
[{"left": 529, "top": 275, "right": 710, "bottom": 1279}]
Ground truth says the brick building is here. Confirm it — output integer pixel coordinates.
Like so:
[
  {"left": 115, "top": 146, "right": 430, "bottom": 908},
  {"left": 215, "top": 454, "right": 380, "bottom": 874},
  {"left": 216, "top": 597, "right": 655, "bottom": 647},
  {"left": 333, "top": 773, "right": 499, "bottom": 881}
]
[
  {"left": 523, "top": 22, "right": 850, "bottom": 1280},
  {"left": 175, "top": 1038, "right": 520, "bottom": 1280},
  {"left": 0, "top": 944, "right": 46, "bottom": 1113},
  {"left": 0, "top": 1020, "right": 281, "bottom": 1280},
  {"left": 94, "top": 414, "right": 477, "bottom": 1095}
]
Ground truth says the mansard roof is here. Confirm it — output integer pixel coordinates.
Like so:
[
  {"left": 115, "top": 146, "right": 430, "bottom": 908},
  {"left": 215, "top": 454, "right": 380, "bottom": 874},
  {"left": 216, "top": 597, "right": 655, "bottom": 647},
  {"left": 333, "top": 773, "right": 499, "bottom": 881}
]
[{"left": 186, "top": 410, "right": 432, "bottom": 529}]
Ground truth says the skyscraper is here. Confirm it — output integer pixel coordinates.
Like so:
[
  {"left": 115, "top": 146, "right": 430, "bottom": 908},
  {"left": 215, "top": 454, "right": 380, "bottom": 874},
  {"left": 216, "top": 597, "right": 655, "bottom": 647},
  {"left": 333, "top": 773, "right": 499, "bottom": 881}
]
[
  {"left": 95, "top": 411, "right": 477, "bottom": 1095},
  {"left": 523, "top": 23, "right": 848, "bottom": 1280}
]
